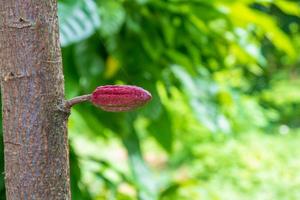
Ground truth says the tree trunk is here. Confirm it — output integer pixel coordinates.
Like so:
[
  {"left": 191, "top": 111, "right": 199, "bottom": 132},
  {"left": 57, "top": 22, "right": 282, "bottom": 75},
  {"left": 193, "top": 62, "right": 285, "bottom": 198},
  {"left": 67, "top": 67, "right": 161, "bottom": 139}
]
[{"left": 0, "top": 1, "right": 71, "bottom": 199}]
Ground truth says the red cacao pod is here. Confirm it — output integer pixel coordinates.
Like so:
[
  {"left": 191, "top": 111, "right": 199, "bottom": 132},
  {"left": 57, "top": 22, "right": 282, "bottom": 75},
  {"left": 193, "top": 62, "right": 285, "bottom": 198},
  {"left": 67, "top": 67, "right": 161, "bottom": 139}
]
[{"left": 91, "top": 85, "right": 152, "bottom": 112}]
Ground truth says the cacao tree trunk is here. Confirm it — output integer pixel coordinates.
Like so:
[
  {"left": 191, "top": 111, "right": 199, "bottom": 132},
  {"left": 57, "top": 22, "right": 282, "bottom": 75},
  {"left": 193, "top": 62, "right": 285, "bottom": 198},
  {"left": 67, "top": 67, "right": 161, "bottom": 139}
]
[{"left": 0, "top": 1, "right": 71, "bottom": 199}]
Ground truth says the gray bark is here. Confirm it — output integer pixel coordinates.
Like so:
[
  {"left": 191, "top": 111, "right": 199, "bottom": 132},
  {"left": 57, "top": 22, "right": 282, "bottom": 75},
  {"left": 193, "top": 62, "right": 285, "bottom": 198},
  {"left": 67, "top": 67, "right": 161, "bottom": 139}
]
[{"left": 0, "top": 1, "right": 71, "bottom": 199}]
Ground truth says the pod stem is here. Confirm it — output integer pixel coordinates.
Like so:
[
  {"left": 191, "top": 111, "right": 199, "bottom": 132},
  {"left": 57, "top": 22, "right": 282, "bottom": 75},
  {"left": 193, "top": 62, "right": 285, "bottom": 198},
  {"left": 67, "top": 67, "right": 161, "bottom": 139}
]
[{"left": 65, "top": 94, "right": 92, "bottom": 109}]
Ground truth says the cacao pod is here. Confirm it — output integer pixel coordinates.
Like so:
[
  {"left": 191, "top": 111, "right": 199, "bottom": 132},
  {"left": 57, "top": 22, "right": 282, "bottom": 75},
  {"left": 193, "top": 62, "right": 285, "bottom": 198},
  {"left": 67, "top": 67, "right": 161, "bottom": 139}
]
[{"left": 91, "top": 85, "right": 152, "bottom": 112}]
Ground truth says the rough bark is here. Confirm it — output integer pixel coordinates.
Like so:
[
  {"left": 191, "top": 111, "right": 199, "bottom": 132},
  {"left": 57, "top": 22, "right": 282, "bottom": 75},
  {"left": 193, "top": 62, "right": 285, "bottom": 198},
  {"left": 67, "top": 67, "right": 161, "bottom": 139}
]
[{"left": 0, "top": 1, "right": 71, "bottom": 199}]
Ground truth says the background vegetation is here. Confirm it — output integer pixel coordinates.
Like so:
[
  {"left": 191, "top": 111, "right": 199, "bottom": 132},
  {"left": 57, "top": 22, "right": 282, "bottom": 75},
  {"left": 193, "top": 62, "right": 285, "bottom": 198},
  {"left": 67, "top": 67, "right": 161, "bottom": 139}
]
[{"left": 1, "top": 0, "right": 300, "bottom": 199}]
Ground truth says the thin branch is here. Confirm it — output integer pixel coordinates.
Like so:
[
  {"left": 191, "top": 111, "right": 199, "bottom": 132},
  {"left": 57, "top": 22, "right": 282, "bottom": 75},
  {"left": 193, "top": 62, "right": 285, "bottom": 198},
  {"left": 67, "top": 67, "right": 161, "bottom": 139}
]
[{"left": 65, "top": 94, "right": 92, "bottom": 109}]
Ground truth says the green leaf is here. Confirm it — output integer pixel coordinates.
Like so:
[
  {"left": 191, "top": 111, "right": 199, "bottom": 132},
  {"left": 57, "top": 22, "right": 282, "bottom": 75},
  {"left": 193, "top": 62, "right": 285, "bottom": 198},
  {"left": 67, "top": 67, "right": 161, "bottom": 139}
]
[
  {"left": 58, "top": 0, "right": 101, "bottom": 47},
  {"left": 148, "top": 109, "right": 173, "bottom": 153},
  {"left": 97, "top": 1, "right": 126, "bottom": 37},
  {"left": 275, "top": 0, "right": 300, "bottom": 17},
  {"left": 122, "top": 122, "right": 158, "bottom": 200},
  {"left": 70, "top": 146, "right": 92, "bottom": 200},
  {"left": 229, "top": 3, "right": 297, "bottom": 59},
  {"left": 73, "top": 39, "right": 105, "bottom": 90},
  {"left": 172, "top": 66, "right": 231, "bottom": 133}
]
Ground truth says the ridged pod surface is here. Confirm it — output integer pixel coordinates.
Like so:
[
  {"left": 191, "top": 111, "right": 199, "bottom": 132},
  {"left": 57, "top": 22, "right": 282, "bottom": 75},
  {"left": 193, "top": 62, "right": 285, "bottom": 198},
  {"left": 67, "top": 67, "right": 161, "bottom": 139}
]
[{"left": 91, "top": 85, "right": 152, "bottom": 112}]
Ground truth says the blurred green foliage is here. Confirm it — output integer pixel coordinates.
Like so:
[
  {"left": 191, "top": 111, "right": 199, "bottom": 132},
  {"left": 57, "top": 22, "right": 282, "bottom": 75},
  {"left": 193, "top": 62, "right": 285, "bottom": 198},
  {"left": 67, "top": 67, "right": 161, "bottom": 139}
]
[{"left": 1, "top": 0, "right": 300, "bottom": 199}]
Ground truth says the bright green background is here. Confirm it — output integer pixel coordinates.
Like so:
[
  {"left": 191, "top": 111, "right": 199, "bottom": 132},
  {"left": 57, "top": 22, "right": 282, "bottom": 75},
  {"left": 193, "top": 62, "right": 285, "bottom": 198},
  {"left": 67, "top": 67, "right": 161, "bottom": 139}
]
[{"left": 1, "top": 0, "right": 300, "bottom": 199}]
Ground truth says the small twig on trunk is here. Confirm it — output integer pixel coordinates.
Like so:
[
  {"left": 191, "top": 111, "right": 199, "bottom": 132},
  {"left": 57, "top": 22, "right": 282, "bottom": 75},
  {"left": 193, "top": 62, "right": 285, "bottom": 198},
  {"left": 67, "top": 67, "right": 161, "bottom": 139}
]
[{"left": 65, "top": 94, "right": 92, "bottom": 109}]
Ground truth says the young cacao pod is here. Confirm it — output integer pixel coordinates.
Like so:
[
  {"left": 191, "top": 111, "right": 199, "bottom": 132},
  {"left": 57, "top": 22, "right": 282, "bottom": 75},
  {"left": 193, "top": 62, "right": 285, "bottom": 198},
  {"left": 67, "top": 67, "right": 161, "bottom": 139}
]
[{"left": 91, "top": 85, "right": 152, "bottom": 112}]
